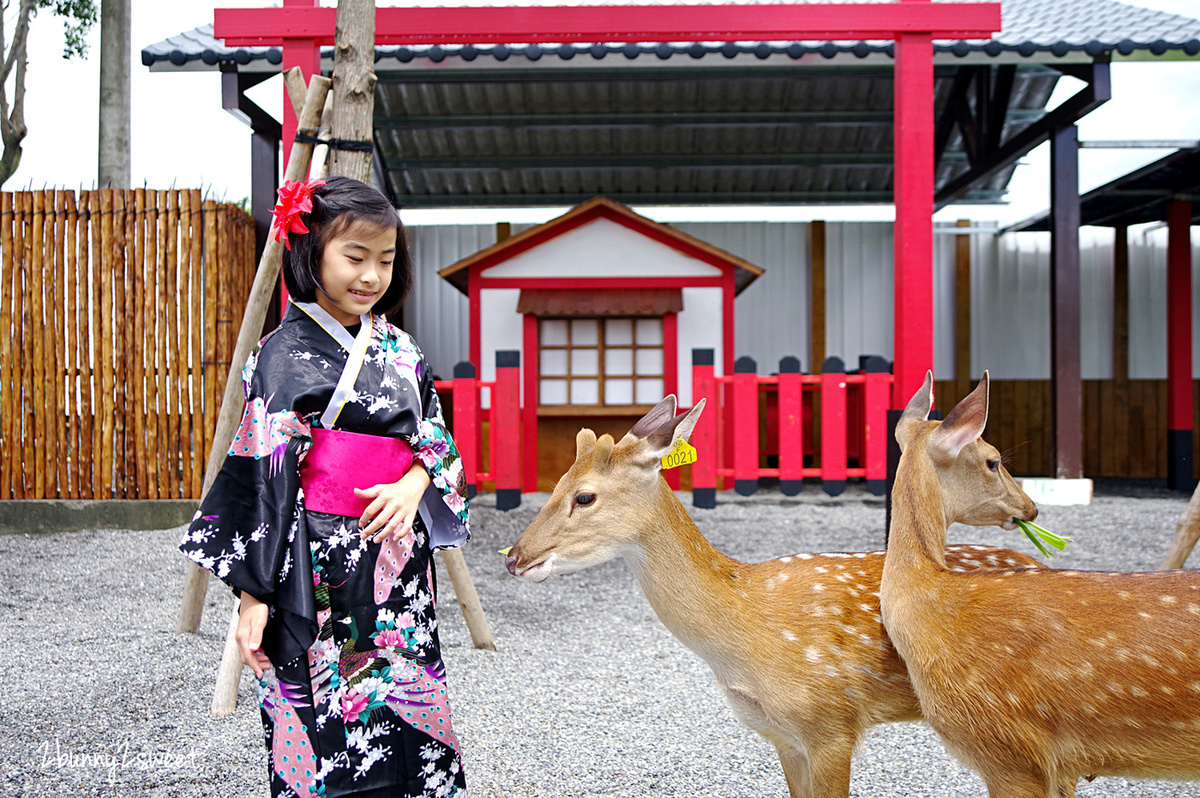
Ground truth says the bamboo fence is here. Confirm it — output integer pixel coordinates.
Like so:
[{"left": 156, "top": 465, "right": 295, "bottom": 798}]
[{"left": 0, "top": 189, "right": 256, "bottom": 500}]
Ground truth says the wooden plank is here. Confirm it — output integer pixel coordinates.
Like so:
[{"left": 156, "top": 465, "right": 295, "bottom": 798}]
[
  {"left": 155, "top": 190, "right": 170, "bottom": 498},
  {"left": 164, "top": 190, "right": 180, "bottom": 498},
  {"left": 112, "top": 190, "right": 129, "bottom": 497},
  {"left": 954, "top": 218, "right": 971, "bottom": 400},
  {"left": 144, "top": 191, "right": 160, "bottom": 499},
  {"left": 63, "top": 192, "right": 79, "bottom": 498},
  {"left": 98, "top": 190, "right": 114, "bottom": 498},
  {"left": 176, "top": 190, "right": 193, "bottom": 498},
  {"left": 216, "top": 207, "right": 231, "bottom": 404},
  {"left": 80, "top": 192, "right": 97, "bottom": 498},
  {"left": 30, "top": 191, "right": 46, "bottom": 497},
  {"left": 188, "top": 190, "right": 204, "bottom": 499},
  {"left": 120, "top": 189, "right": 137, "bottom": 498},
  {"left": 203, "top": 200, "right": 218, "bottom": 461},
  {"left": 50, "top": 191, "right": 67, "bottom": 497},
  {"left": 17, "top": 194, "right": 32, "bottom": 498},
  {"left": 0, "top": 193, "right": 11, "bottom": 498},
  {"left": 131, "top": 189, "right": 146, "bottom": 499},
  {"left": 810, "top": 220, "right": 826, "bottom": 375}
]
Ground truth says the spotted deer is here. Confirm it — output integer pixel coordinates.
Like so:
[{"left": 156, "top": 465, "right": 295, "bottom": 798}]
[
  {"left": 882, "top": 371, "right": 1200, "bottom": 798},
  {"left": 505, "top": 396, "right": 1045, "bottom": 798}
]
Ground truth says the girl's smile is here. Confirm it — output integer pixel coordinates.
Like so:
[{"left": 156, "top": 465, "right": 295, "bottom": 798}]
[{"left": 315, "top": 221, "right": 397, "bottom": 325}]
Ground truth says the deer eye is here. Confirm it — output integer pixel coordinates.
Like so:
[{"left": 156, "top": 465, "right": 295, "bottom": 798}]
[
  {"left": 574, "top": 492, "right": 596, "bottom": 507},
  {"left": 986, "top": 459, "right": 1000, "bottom": 472}
]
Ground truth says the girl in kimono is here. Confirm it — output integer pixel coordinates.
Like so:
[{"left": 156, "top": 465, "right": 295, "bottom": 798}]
[{"left": 180, "top": 176, "right": 470, "bottom": 798}]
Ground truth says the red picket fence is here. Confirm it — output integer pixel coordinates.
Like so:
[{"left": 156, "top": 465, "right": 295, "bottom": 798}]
[
  {"left": 690, "top": 349, "right": 892, "bottom": 508},
  {"left": 433, "top": 350, "right": 524, "bottom": 511}
]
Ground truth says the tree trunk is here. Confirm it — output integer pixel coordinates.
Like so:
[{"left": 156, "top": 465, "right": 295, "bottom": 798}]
[
  {"left": 98, "top": 0, "right": 131, "bottom": 188},
  {"left": 328, "top": 0, "right": 375, "bottom": 183},
  {"left": 0, "top": 0, "right": 36, "bottom": 188}
]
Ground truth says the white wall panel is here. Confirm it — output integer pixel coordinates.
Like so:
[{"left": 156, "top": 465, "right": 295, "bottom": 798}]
[
  {"left": 826, "top": 222, "right": 894, "bottom": 368},
  {"left": 676, "top": 221, "right": 810, "bottom": 375},
  {"left": 677, "top": 287, "right": 723, "bottom": 406},
  {"left": 405, "top": 224, "right": 495, "bottom": 379}
]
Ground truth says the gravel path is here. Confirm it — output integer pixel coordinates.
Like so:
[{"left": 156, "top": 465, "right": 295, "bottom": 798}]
[{"left": 1, "top": 481, "right": 1197, "bottom": 797}]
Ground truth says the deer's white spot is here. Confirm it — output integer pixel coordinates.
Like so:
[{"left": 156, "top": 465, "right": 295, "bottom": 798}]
[
  {"left": 782, "top": 630, "right": 798, "bottom": 642},
  {"left": 805, "top": 646, "right": 822, "bottom": 663},
  {"left": 815, "top": 566, "right": 829, "bottom": 574},
  {"left": 858, "top": 603, "right": 873, "bottom": 613},
  {"left": 1003, "top": 558, "right": 1021, "bottom": 567},
  {"left": 797, "top": 553, "right": 814, "bottom": 560},
  {"left": 1130, "top": 686, "right": 1149, "bottom": 698},
  {"left": 1160, "top": 595, "right": 1178, "bottom": 604},
  {"left": 1160, "top": 685, "right": 1176, "bottom": 696},
  {"left": 970, "top": 545, "right": 989, "bottom": 551},
  {"left": 812, "top": 583, "right": 825, "bottom": 593},
  {"left": 853, "top": 553, "right": 866, "bottom": 559},
  {"left": 827, "top": 553, "right": 851, "bottom": 558},
  {"left": 779, "top": 556, "right": 793, "bottom": 563}
]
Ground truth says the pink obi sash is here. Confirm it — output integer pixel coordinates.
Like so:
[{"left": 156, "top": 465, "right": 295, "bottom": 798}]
[{"left": 299, "top": 428, "right": 414, "bottom": 517}]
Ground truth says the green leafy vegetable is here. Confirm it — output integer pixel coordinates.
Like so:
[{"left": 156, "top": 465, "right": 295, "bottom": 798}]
[
  {"left": 1015, "top": 519, "right": 1072, "bottom": 559},
  {"left": 499, "top": 546, "right": 512, "bottom": 556}
]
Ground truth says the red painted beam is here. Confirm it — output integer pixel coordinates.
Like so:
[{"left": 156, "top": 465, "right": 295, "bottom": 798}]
[
  {"left": 215, "top": 3, "right": 1001, "bottom": 46},
  {"left": 891, "top": 27, "right": 935, "bottom": 408},
  {"left": 777, "top": 358, "right": 804, "bottom": 495}
]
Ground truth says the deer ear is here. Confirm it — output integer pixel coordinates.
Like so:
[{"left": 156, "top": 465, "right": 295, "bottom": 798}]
[
  {"left": 576, "top": 428, "right": 597, "bottom": 459},
  {"left": 928, "top": 372, "right": 989, "bottom": 462},
  {"left": 639, "top": 399, "right": 705, "bottom": 465},
  {"left": 619, "top": 395, "right": 678, "bottom": 445},
  {"left": 895, "top": 371, "right": 934, "bottom": 452}
]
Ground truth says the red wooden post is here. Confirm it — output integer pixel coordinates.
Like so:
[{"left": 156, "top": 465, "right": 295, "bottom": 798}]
[
  {"left": 821, "top": 356, "right": 848, "bottom": 496},
  {"left": 892, "top": 3, "right": 936, "bottom": 409},
  {"left": 493, "top": 350, "right": 522, "bottom": 510},
  {"left": 733, "top": 356, "right": 759, "bottom": 496},
  {"left": 778, "top": 356, "right": 804, "bottom": 495},
  {"left": 1166, "top": 200, "right": 1194, "bottom": 492},
  {"left": 691, "top": 349, "right": 717, "bottom": 509},
  {"left": 452, "top": 361, "right": 479, "bottom": 498},
  {"left": 862, "top": 355, "right": 891, "bottom": 495},
  {"left": 522, "top": 313, "right": 539, "bottom": 492}
]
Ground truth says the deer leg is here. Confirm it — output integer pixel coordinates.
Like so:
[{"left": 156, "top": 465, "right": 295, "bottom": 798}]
[
  {"left": 772, "top": 742, "right": 812, "bottom": 798},
  {"left": 980, "top": 767, "right": 1052, "bottom": 798},
  {"left": 806, "top": 739, "right": 854, "bottom": 798},
  {"left": 1161, "top": 479, "right": 1200, "bottom": 569}
]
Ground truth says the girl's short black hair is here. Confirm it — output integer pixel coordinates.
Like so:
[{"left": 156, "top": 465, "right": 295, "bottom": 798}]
[{"left": 281, "top": 176, "right": 413, "bottom": 318}]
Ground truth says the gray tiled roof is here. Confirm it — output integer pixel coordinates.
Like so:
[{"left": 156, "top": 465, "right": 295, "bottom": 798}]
[{"left": 142, "top": 0, "right": 1200, "bottom": 71}]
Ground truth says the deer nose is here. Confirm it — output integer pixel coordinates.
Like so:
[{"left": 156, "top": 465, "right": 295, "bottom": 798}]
[{"left": 504, "top": 552, "right": 520, "bottom": 575}]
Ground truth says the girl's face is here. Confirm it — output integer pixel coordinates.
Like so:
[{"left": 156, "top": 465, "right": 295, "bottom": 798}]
[{"left": 315, "top": 221, "right": 397, "bottom": 326}]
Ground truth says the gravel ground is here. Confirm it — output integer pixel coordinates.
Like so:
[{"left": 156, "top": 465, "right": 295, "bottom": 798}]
[{"left": 1, "top": 480, "right": 1197, "bottom": 798}]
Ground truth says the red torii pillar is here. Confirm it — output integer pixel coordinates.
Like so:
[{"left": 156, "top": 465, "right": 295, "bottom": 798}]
[
  {"left": 216, "top": 2, "right": 1001, "bottom": 430},
  {"left": 1167, "top": 200, "right": 1194, "bottom": 492}
]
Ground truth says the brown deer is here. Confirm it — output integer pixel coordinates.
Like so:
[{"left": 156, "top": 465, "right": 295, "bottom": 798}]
[
  {"left": 882, "top": 371, "right": 1200, "bottom": 798},
  {"left": 505, "top": 396, "right": 1045, "bottom": 798}
]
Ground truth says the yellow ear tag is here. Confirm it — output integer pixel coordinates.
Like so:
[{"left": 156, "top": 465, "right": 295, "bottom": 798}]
[{"left": 661, "top": 438, "right": 698, "bottom": 470}]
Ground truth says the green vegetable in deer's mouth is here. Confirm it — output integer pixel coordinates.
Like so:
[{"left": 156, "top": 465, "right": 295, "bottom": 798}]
[{"left": 1015, "top": 518, "right": 1072, "bottom": 559}]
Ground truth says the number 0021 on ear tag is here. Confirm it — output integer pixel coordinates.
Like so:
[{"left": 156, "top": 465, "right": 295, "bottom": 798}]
[{"left": 661, "top": 438, "right": 698, "bottom": 470}]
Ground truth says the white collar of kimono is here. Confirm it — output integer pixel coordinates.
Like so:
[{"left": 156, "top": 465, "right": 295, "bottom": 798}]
[{"left": 291, "top": 299, "right": 374, "bottom": 429}]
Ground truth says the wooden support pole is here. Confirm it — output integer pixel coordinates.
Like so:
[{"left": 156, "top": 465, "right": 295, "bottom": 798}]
[
  {"left": 1049, "top": 124, "right": 1084, "bottom": 479},
  {"left": 177, "top": 69, "right": 331, "bottom": 637},
  {"left": 439, "top": 548, "right": 496, "bottom": 652},
  {"left": 1166, "top": 200, "right": 1194, "bottom": 492}
]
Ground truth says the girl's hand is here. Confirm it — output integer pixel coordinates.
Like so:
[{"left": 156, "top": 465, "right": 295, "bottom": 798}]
[
  {"left": 237, "top": 593, "right": 273, "bottom": 678},
  {"left": 355, "top": 462, "right": 432, "bottom": 543}
]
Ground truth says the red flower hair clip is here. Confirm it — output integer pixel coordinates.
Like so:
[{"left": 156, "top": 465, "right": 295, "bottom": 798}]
[{"left": 271, "top": 178, "right": 326, "bottom": 250}]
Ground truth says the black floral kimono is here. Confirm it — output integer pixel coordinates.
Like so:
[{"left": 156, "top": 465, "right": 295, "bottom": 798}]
[{"left": 180, "top": 301, "right": 470, "bottom": 798}]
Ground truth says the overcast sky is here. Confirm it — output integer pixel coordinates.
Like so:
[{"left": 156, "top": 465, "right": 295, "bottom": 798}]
[{"left": 8, "top": 0, "right": 1200, "bottom": 226}]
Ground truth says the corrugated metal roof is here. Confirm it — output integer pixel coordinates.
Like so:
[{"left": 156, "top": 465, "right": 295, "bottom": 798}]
[
  {"left": 140, "top": 0, "right": 1200, "bottom": 208},
  {"left": 141, "top": 0, "right": 1200, "bottom": 70}
]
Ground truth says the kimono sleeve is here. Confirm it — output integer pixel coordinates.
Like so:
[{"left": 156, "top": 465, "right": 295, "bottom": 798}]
[
  {"left": 410, "top": 352, "right": 471, "bottom": 550},
  {"left": 178, "top": 343, "right": 320, "bottom": 665}
]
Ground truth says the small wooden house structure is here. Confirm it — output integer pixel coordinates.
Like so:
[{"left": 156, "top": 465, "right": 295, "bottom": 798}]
[{"left": 438, "top": 197, "right": 762, "bottom": 489}]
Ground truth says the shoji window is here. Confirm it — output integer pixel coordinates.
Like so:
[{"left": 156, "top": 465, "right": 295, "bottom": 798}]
[{"left": 539, "top": 317, "right": 664, "bottom": 408}]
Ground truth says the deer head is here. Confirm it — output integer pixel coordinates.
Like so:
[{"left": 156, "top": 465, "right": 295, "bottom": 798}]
[
  {"left": 895, "top": 371, "right": 1037, "bottom": 531},
  {"left": 506, "top": 396, "right": 704, "bottom": 582}
]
